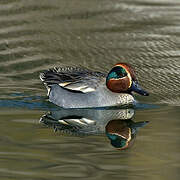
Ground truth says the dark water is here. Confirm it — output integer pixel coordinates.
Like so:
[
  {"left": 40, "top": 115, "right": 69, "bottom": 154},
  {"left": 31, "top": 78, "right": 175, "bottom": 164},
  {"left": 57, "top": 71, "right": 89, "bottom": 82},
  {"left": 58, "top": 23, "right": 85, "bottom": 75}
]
[{"left": 0, "top": 0, "right": 180, "bottom": 179}]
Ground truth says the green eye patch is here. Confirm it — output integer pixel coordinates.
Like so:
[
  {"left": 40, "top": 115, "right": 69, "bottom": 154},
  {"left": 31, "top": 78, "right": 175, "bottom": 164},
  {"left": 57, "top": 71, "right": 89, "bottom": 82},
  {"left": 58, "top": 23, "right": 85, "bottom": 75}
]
[{"left": 107, "top": 66, "right": 127, "bottom": 81}]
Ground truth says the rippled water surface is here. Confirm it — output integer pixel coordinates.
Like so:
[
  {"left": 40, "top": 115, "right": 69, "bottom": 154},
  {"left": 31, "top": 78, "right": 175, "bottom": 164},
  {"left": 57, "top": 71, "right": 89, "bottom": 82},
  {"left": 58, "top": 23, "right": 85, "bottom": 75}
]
[{"left": 0, "top": 0, "right": 180, "bottom": 179}]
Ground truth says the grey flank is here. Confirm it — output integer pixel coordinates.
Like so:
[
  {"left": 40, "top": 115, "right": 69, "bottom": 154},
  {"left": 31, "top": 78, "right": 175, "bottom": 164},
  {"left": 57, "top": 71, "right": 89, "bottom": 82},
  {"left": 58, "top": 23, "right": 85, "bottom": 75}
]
[{"left": 49, "top": 84, "right": 134, "bottom": 108}]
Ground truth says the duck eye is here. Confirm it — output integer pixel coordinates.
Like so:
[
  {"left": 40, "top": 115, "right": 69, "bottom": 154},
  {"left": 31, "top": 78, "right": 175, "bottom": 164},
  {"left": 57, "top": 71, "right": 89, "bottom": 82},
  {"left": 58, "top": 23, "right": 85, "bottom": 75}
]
[{"left": 116, "top": 67, "right": 127, "bottom": 77}]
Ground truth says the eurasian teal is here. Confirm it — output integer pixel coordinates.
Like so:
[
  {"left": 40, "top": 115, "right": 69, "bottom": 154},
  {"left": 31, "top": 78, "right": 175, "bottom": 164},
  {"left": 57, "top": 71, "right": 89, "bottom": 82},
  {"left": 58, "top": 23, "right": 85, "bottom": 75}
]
[{"left": 40, "top": 63, "right": 149, "bottom": 108}]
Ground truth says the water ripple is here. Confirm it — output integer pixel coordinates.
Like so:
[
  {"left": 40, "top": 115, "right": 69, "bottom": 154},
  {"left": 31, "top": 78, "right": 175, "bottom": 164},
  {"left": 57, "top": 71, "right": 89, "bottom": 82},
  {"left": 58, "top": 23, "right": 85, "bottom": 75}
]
[{"left": 0, "top": 0, "right": 180, "bottom": 106}]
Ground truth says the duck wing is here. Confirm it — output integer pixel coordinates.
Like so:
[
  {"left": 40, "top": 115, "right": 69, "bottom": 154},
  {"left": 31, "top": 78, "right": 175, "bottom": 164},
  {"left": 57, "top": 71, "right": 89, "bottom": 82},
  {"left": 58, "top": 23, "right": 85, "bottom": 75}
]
[{"left": 40, "top": 66, "right": 106, "bottom": 93}]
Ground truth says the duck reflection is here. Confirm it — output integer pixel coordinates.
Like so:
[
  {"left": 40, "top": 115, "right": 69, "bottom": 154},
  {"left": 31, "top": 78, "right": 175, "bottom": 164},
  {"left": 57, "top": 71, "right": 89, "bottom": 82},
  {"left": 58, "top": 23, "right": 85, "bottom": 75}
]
[
  {"left": 40, "top": 108, "right": 148, "bottom": 150},
  {"left": 106, "top": 119, "right": 148, "bottom": 150}
]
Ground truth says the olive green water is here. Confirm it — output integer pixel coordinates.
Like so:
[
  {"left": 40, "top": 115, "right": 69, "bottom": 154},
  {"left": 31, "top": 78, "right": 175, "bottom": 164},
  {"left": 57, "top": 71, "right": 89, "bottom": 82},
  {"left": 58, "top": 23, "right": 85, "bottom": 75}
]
[{"left": 0, "top": 0, "right": 180, "bottom": 179}]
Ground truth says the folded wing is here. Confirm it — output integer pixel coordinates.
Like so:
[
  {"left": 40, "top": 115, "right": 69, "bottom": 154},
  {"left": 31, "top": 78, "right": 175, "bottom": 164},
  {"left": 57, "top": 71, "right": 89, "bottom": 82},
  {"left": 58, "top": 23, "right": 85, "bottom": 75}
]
[{"left": 40, "top": 66, "right": 106, "bottom": 93}]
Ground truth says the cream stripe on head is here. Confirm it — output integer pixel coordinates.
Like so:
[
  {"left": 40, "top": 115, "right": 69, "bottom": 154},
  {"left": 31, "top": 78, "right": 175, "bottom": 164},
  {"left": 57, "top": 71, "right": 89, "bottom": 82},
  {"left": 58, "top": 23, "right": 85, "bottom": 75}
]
[{"left": 114, "top": 64, "right": 132, "bottom": 88}]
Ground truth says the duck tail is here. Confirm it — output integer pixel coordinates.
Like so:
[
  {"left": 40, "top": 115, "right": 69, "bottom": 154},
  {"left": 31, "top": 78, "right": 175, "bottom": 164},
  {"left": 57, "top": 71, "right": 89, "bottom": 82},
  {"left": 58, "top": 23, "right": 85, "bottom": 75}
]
[
  {"left": 40, "top": 69, "right": 62, "bottom": 96},
  {"left": 39, "top": 68, "right": 62, "bottom": 87}
]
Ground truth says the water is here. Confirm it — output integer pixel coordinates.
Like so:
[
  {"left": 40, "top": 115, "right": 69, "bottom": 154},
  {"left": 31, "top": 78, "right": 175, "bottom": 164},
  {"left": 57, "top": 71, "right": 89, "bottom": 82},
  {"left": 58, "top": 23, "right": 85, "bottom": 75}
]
[{"left": 0, "top": 0, "right": 180, "bottom": 179}]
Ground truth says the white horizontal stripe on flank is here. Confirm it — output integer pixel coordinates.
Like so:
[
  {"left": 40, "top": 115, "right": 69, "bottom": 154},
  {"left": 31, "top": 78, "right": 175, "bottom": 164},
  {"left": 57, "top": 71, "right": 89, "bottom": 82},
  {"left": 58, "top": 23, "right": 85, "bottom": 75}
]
[
  {"left": 59, "top": 82, "right": 71, "bottom": 87},
  {"left": 58, "top": 120, "right": 69, "bottom": 125}
]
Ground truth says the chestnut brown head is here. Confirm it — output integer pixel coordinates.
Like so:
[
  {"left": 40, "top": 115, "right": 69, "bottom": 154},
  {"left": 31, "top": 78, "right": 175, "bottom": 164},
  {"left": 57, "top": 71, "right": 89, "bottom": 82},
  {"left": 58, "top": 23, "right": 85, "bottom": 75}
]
[{"left": 106, "top": 63, "right": 149, "bottom": 96}]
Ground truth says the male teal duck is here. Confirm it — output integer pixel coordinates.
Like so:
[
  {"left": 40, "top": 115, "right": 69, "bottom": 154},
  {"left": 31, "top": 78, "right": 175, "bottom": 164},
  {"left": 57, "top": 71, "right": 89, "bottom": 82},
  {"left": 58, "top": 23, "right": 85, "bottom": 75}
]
[{"left": 40, "top": 63, "right": 149, "bottom": 108}]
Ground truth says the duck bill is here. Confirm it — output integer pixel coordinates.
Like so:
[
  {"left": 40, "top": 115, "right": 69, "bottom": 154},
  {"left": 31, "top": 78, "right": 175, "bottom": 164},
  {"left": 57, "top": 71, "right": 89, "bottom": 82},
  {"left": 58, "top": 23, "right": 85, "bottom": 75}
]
[{"left": 131, "top": 81, "right": 149, "bottom": 96}]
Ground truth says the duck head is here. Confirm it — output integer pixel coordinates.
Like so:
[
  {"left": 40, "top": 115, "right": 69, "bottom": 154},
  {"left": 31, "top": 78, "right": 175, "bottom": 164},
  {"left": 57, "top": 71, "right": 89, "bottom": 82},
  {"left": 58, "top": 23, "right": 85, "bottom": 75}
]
[{"left": 106, "top": 63, "right": 149, "bottom": 96}]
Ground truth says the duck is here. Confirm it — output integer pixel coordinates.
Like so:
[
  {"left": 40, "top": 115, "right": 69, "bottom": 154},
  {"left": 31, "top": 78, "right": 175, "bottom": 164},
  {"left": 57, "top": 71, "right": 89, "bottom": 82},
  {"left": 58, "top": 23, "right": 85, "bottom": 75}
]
[{"left": 40, "top": 63, "right": 149, "bottom": 108}]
